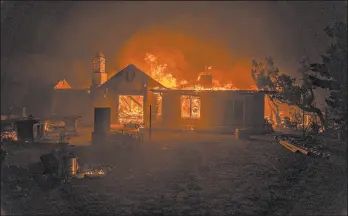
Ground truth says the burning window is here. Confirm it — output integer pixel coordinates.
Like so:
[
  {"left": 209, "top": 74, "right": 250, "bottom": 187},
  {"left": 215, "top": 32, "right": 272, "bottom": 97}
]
[
  {"left": 118, "top": 95, "right": 144, "bottom": 125},
  {"left": 156, "top": 95, "right": 162, "bottom": 116},
  {"left": 181, "top": 96, "right": 201, "bottom": 119}
]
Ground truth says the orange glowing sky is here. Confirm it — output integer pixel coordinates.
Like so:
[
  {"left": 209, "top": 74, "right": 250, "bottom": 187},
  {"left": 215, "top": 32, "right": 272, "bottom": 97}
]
[{"left": 113, "top": 26, "right": 256, "bottom": 90}]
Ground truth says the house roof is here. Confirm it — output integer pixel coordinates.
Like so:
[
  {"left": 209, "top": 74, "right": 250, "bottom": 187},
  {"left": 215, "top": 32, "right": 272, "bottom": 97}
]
[{"left": 99, "top": 64, "right": 166, "bottom": 91}]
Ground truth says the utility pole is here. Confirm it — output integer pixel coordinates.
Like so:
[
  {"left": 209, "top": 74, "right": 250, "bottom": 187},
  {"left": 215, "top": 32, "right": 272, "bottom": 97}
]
[
  {"left": 149, "top": 105, "right": 152, "bottom": 141},
  {"left": 301, "top": 95, "right": 305, "bottom": 136}
]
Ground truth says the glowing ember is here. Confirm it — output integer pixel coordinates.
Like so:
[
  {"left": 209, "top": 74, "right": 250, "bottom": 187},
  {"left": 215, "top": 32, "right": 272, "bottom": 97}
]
[
  {"left": 45, "top": 120, "right": 65, "bottom": 132},
  {"left": 0, "top": 131, "right": 18, "bottom": 142},
  {"left": 85, "top": 169, "right": 105, "bottom": 175}
]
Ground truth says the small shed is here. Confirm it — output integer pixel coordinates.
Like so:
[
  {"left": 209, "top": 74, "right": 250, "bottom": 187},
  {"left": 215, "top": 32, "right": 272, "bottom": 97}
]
[{"left": 16, "top": 118, "right": 46, "bottom": 142}]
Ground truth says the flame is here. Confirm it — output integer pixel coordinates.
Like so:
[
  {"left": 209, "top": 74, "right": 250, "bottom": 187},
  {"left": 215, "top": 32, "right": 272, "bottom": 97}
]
[
  {"left": 0, "top": 131, "right": 18, "bottom": 142},
  {"left": 143, "top": 53, "right": 243, "bottom": 91},
  {"left": 144, "top": 53, "right": 177, "bottom": 88},
  {"left": 117, "top": 27, "right": 256, "bottom": 89},
  {"left": 118, "top": 95, "right": 144, "bottom": 125},
  {"left": 179, "top": 80, "right": 188, "bottom": 85},
  {"left": 181, "top": 96, "right": 201, "bottom": 119},
  {"left": 85, "top": 169, "right": 105, "bottom": 175}
]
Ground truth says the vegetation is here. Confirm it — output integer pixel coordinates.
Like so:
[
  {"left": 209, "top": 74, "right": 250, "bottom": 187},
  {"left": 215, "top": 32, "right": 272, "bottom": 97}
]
[
  {"left": 308, "top": 22, "right": 347, "bottom": 140},
  {"left": 251, "top": 57, "right": 326, "bottom": 130},
  {"left": 252, "top": 22, "right": 347, "bottom": 140}
]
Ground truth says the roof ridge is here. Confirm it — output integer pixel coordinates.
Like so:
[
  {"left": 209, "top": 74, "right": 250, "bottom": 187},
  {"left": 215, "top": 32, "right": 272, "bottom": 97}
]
[{"left": 100, "top": 64, "right": 165, "bottom": 89}]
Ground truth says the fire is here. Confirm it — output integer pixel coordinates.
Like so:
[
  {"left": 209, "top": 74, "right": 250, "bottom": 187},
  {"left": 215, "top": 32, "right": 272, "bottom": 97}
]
[
  {"left": 0, "top": 131, "right": 18, "bottom": 142},
  {"left": 181, "top": 96, "right": 201, "bottom": 119},
  {"left": 144, "top": 53, "right": 178, "bottom": 88},
  {"left": 85, "top": 169, "right": 105, "bottom": 175},
  {"left": 118, "top": 95, "right": 144, "bottom": 125},
  {"left": 144, "top": 53, "right": 241, "bottom": 91},
  {"left": 117, "top": 27, "right": 257, "bottom": 89}
]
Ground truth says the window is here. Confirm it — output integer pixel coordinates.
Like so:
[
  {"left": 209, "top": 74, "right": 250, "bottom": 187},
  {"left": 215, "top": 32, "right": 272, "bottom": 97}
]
[{"left": 181, "top": 96, "right": 201, "bottom": 119}]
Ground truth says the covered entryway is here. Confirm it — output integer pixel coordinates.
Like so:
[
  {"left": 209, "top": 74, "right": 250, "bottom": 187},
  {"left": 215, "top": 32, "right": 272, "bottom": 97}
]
[{"left": 96, "top": 64, "right": 166, "bottom": 127}]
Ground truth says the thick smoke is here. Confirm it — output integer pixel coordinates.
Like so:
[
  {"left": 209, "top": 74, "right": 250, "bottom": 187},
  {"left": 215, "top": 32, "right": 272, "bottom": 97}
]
[{"left": 1, "top": 1, "right": 346, "bottom": 110}]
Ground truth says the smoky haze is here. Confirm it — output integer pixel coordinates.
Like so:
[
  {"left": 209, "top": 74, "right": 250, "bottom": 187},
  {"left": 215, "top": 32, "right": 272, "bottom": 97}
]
[{"left": 1, "top": 1, "right": 346, "bottom": 110}]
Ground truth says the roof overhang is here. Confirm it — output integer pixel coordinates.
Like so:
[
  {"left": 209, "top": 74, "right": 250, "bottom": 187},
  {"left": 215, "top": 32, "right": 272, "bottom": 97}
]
[{"left": 150, "top": 88, "right": 267, "bottom": 96}]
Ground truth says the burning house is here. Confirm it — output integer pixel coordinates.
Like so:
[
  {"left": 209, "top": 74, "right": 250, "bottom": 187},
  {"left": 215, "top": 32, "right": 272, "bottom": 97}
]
[{"left": 52, "top": 52, "right": 265, "bottom": 132}]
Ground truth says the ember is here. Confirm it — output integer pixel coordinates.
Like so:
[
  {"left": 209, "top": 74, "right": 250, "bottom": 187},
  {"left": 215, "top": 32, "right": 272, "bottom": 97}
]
[
  {"left": 85, "top": 169, "right": 105, "bottom": 175},
  {"left": 0, "top": 131, "right": 18, "bottom": 142},
  {"left": 45, "top": 121, "right": 65, "bottom": 132},
  {"left": 84, "top": 169, "right": 106, "bottom": 178}
]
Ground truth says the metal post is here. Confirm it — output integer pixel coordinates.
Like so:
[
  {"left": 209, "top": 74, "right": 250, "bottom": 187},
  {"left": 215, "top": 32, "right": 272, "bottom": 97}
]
[
  {"left": 301, "top": 95, "right": 305, "bottom": 136},
  {"left": 302, "top": 109, "right": 305, "bottom": 136},
  {"left": 149, "top": 105, "right": 152, "bottom": 141}
]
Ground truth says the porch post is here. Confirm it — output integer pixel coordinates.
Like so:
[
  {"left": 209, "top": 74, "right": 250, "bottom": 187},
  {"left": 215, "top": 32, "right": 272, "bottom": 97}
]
[{"left": 243, "top": 96, "right": 247, "bottom": 126}]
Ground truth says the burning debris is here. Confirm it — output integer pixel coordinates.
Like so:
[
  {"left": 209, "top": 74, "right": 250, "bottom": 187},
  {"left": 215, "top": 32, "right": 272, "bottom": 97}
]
[
  {"left": 31, "top": 149, "right": 112, "bottom": 191},
  {"left": 45, "top": 120, "right": 65, "bottom": 132},
  {"left": 84, "top": 169, "right": 106, "bottom": 178},
  {"left": 0, "top": 131, "right": 18, "bottom": 142}
]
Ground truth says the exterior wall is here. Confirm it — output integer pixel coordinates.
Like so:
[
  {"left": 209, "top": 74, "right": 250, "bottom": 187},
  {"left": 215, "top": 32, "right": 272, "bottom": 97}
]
[
  {"left": 161, "top": 93, "right": 181, "bottom": 129},
  {"left": 159, "top": 91, "right": 265, "bottom": 131},
  {"left": 91, "top": 90, "right": 119, "bottom": 124},
  {"left": 143, "top": 87, "right": 156, "bottom": 127},
  {"left": 252, "top": 92, "right": 265, "bottom": 129},
  {"left": 87, "top": 88, "right": 265, "bottom": 130}
]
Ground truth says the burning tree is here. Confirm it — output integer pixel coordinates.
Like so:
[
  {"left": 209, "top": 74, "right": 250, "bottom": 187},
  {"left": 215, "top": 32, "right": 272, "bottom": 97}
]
[
  {"left": 251, "top": 57, "right": 327, "bottom": 131},
  {"left": 251, "top": 57, "right": 282, "bottom": 126}
]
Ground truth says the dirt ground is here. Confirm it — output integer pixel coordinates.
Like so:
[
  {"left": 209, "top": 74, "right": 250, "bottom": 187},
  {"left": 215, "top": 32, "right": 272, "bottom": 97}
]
[{"left": 1, "top": 131, "right": 347, "bottom": 215}]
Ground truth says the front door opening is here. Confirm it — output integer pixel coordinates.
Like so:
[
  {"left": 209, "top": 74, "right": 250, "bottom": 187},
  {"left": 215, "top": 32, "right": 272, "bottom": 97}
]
[{"left": 118, "top": 95, "right": 144, "bottom": 125}]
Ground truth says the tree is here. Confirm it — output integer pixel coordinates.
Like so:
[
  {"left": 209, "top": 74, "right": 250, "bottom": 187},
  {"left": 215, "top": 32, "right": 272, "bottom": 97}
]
[
  {"left": 251, "top": 57, "right": 282, "bottom": 126},
  {"left": 251, "top": 57, "right": 328, "bottom": 130},
  {"left": 307, "top": 22, "right": 347, "bottom": 140}
]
